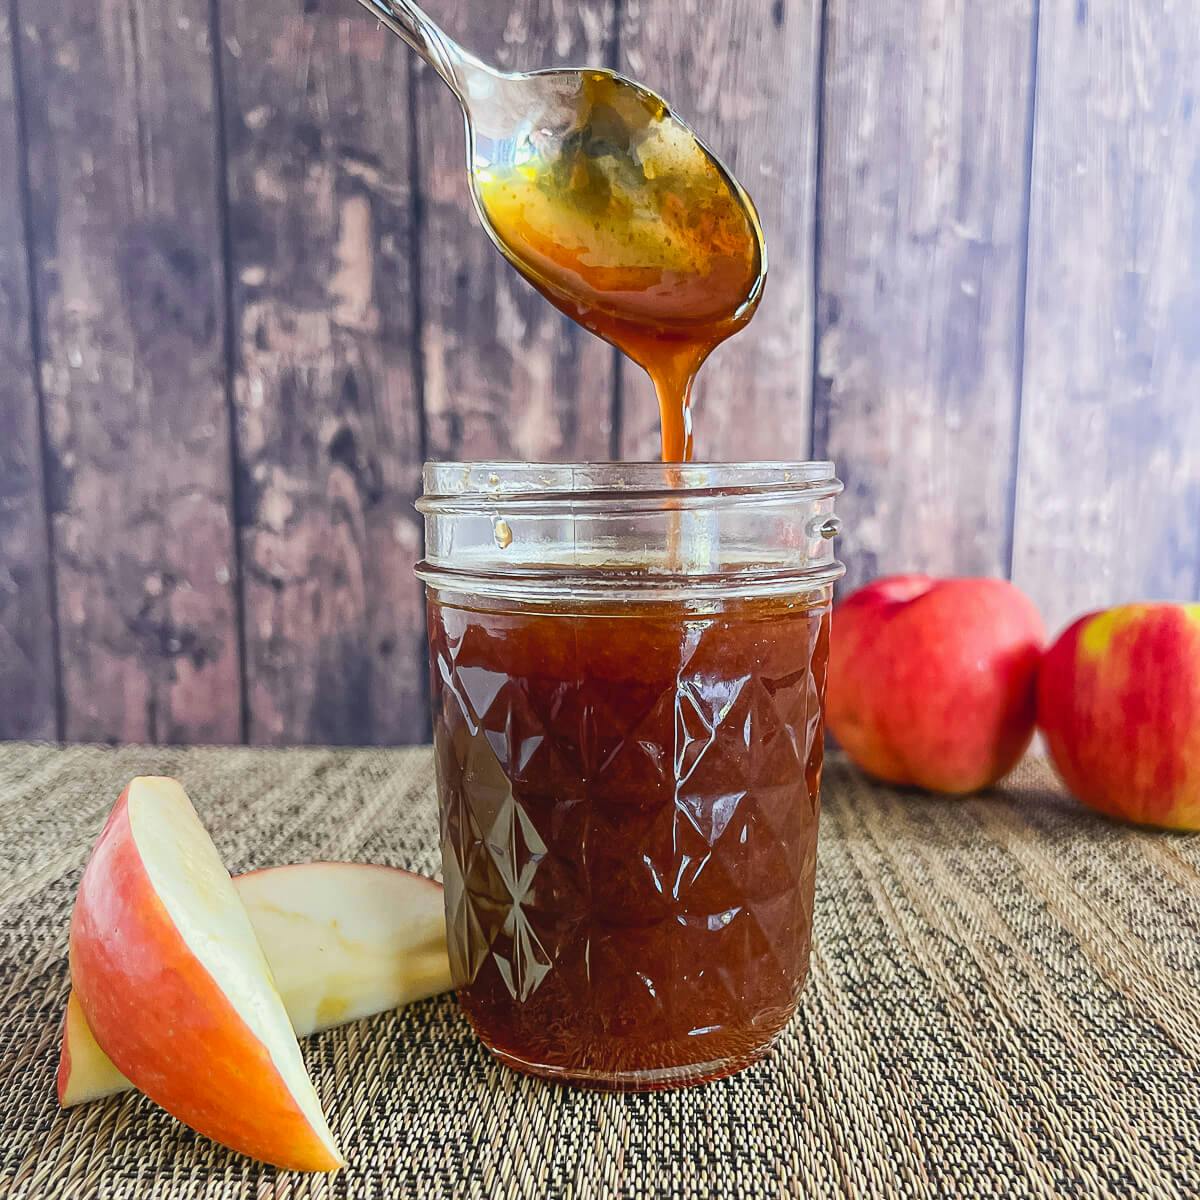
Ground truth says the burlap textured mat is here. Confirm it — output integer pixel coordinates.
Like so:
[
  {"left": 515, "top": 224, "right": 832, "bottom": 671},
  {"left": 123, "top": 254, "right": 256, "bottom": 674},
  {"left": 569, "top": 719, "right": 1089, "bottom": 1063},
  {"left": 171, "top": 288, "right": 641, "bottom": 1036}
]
[{"left": 0, "top": 743, "right": 1197, "bottom": 1199}]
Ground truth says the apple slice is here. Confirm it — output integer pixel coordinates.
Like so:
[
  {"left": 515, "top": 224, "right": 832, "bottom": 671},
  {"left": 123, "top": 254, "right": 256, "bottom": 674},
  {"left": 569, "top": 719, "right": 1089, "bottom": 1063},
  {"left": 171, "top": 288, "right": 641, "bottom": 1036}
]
[
  {"left": 69, "top": 777, "right": 343, "bottom": 1171},
  {"left": 234, "top": 861, "right": 450, "bottom": 1035},
  {"left": 59, "top": 861, "right": 450, "bottom": 1107},
  {"left": 58, "top": 991, "right": 131, "bottom": 1106}
]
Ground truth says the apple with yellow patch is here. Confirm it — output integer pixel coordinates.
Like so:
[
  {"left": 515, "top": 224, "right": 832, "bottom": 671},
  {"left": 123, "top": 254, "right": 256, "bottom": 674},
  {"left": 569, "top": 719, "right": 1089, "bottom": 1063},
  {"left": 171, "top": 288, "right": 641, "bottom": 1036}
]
[
  {"left": 68, "top": 777, "right": 343, "bottom": 1171},
  {"left": 59, "top": 860, "right": 450, "bottom": 1108},
  {"left": 1038, "top": 603, "right": 1200, "bottom": 830},
  {"left": 828, "top": 575, "right": 1045, "bottom": 793}
]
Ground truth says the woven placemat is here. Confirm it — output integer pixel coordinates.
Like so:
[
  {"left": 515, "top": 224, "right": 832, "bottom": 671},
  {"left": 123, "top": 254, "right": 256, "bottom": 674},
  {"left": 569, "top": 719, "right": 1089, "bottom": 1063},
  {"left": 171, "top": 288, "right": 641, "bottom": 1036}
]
[{"left": 1, "top": 743, "right": 1198, "bottom": 1199}]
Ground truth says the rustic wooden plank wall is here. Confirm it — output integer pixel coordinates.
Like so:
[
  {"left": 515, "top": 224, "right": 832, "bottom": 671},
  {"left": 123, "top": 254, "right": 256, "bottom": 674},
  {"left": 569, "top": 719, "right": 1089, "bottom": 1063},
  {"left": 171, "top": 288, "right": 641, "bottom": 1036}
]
[
  {"left": 0, "top": 2, "right": 56, "bottom": 740},
  {"left": 1, "top": 0, "right": 1197, "bottom": 745},
  {"left": 220, "top": 0, "right": 427, "bottom": 744},
  {"left": 1011, "top": 0, "right": 1200, "bottom": 639},
  {"left": 815, "top": 0, "right": 1036, "bottom": 592},
  {"left": 13, "top": 0, "right": 241, "bottom": 743}
]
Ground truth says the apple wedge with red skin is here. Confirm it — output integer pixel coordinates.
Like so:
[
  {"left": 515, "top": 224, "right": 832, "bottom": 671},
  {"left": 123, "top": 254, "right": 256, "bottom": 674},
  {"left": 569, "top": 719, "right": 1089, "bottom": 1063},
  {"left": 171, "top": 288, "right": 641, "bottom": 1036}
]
[
  {"left": 59, "top": 860, "right": 451, "bottom": 1108},
  {"left": 68, "top": 777, "right": 344, "bottom": 1171}
]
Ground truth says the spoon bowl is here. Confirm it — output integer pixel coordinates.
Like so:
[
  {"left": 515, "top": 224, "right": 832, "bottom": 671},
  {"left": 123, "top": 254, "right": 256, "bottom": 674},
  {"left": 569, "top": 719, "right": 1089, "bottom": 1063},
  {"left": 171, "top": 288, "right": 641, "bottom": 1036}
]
[{"left": 354, "top": 0, "right": 767, "bottom": 336}]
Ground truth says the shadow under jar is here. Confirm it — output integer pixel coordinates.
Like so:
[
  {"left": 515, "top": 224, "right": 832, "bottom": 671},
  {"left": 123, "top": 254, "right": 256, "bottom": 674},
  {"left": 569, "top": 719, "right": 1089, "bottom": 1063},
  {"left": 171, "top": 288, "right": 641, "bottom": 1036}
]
[{"left": 416, "top": 462, "right": 845, "bottom": 1090}]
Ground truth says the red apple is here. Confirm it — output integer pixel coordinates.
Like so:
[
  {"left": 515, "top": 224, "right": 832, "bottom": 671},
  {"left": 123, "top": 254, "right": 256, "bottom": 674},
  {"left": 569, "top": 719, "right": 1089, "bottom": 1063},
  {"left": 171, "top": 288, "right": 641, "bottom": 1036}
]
[
  {"left": 1038, "top": 603, "right": 1200, "bottom": 830},
  {"left": 828, "top": 575, "right": 1045, "bottom": 793},
  {"left": 69, "top": 777, "right": 343, "bottom": 1171},
  {"left": 59, "top": 861, "right": 450, "bottom": 1108}
]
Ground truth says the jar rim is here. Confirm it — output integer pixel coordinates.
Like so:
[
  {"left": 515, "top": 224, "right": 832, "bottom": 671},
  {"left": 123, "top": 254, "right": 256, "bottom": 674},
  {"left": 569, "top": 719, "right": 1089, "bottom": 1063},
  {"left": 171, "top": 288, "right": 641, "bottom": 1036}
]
[
  {"left": 416, "top": 460, "right": 845, "bottom": 600},
  {"left": 418, "top": 460, "right": 841, "bottom": 512}
]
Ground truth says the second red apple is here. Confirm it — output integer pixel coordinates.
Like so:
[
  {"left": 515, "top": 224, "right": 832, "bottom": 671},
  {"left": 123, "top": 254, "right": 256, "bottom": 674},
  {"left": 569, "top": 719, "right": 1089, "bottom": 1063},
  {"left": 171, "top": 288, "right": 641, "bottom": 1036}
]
[{"left": 827, "top": 575, "right": 1045, "bottom": 793}]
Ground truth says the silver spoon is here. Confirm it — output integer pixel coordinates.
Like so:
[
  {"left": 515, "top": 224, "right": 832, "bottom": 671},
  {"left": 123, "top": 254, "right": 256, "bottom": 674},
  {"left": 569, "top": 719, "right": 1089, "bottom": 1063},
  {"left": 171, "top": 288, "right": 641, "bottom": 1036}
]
[{"left": 351, "top": 0, "right": 767, "bottom": 336}]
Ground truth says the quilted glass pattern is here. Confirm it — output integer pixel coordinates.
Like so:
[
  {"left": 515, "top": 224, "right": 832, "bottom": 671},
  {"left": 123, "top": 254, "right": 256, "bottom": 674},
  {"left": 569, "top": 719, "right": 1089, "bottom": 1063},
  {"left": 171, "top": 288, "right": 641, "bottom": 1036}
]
[{"left": 430, "top": 594, "right": 829, "bottom": 1084}]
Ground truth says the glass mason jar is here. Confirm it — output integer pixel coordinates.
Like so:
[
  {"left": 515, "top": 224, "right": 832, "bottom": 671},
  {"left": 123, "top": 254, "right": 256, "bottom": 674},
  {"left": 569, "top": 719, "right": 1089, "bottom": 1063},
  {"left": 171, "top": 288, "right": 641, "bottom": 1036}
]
[{"left": 416, "top": 462, "right": 844, "bottom": 1090}]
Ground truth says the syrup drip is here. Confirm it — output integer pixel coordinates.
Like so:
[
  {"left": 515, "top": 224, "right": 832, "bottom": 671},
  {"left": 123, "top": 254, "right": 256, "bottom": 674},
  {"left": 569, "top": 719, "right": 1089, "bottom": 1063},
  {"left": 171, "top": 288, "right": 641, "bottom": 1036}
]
[{"left": 476, "top": 73, "right": 764, "bottom": 462}]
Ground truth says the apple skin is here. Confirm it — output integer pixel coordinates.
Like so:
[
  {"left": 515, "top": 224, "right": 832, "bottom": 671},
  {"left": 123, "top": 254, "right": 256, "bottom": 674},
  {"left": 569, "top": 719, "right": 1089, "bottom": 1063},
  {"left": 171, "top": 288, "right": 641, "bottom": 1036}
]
[
  {"left": 1038, "top": 603, "right": 1200, "bottom": 830},
  {"left": 828, "top": 575, "right": 1046, "bottom": 793},
  {"left": 70, "top": 780, "right": 343, "bottom": 1172}
]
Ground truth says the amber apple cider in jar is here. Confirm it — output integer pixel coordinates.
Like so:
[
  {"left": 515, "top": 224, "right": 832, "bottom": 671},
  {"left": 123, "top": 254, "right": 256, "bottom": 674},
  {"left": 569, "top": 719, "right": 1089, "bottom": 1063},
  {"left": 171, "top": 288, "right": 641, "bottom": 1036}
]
[{"left": 417, "top": 463, "right": 844, "bottom": 1089}]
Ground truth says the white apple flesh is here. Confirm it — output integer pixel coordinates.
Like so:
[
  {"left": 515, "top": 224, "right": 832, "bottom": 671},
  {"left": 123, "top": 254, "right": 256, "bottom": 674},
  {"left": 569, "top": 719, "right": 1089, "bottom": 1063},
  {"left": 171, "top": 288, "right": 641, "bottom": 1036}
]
[{"left": 236, "top": 860, "right": 450, "bottom": 1034}]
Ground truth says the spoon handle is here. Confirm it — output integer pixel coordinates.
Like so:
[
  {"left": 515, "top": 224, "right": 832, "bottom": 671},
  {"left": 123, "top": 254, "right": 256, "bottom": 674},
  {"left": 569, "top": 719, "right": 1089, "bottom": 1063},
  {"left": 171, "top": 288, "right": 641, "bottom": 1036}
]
[{"left": 352, "top": 0, "right": 491, "bottom": 101}]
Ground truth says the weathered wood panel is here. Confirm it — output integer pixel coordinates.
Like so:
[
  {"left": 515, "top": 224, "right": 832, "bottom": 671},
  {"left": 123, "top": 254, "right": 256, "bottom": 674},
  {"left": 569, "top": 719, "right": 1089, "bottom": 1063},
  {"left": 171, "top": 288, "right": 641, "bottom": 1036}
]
[
  {"left": 4, "top": 0, "right": 1200, "bottom": 749},
  {"left": 0, "top": 11, "right": 56, "bottom": 740},
  {"left": 617, "top": 0, "right": 821, "bottom": 461},
  {"left": 16, "top": 0, "right": 240, "bottom": 742},
  {"left": 415, "top": 0, "right": 616, "bottom": 462},
  {"left": 221, "top": 0, "right": 428, "bottom": 743},
  {"left": 1012, "top": 0, "right": 1200, "bottom": 636},
  {"left": 814, "top": 0, "right": 1037, "bottom": 593}
]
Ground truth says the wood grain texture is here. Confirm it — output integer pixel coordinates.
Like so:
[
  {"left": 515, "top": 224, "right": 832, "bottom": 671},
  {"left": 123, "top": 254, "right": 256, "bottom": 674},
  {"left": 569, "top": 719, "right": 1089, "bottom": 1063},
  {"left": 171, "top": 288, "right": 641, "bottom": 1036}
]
[
  {"left": 5, "top": 0, "right": 1200, "bottom": 749},
  {"left": 415, "top": 0, "right": 616, "bottom": 462},
  {"left": 15, "top": 0, "right": 240, "bottom": 743},
  {"left": 221, "top": 0, "right": 427, "bottom": 744},
  {"left": 1012, "top": 0, "right": 1200, "bottom": 637},
  {"left": 616, "top": 0, "right": 821, "bottom": 461},
  {"left": 814, "top": 0, "right": 1037, "bottom": 593},
  {"left": 0, "top": 10, "right": 56, "bottom": 740}
]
